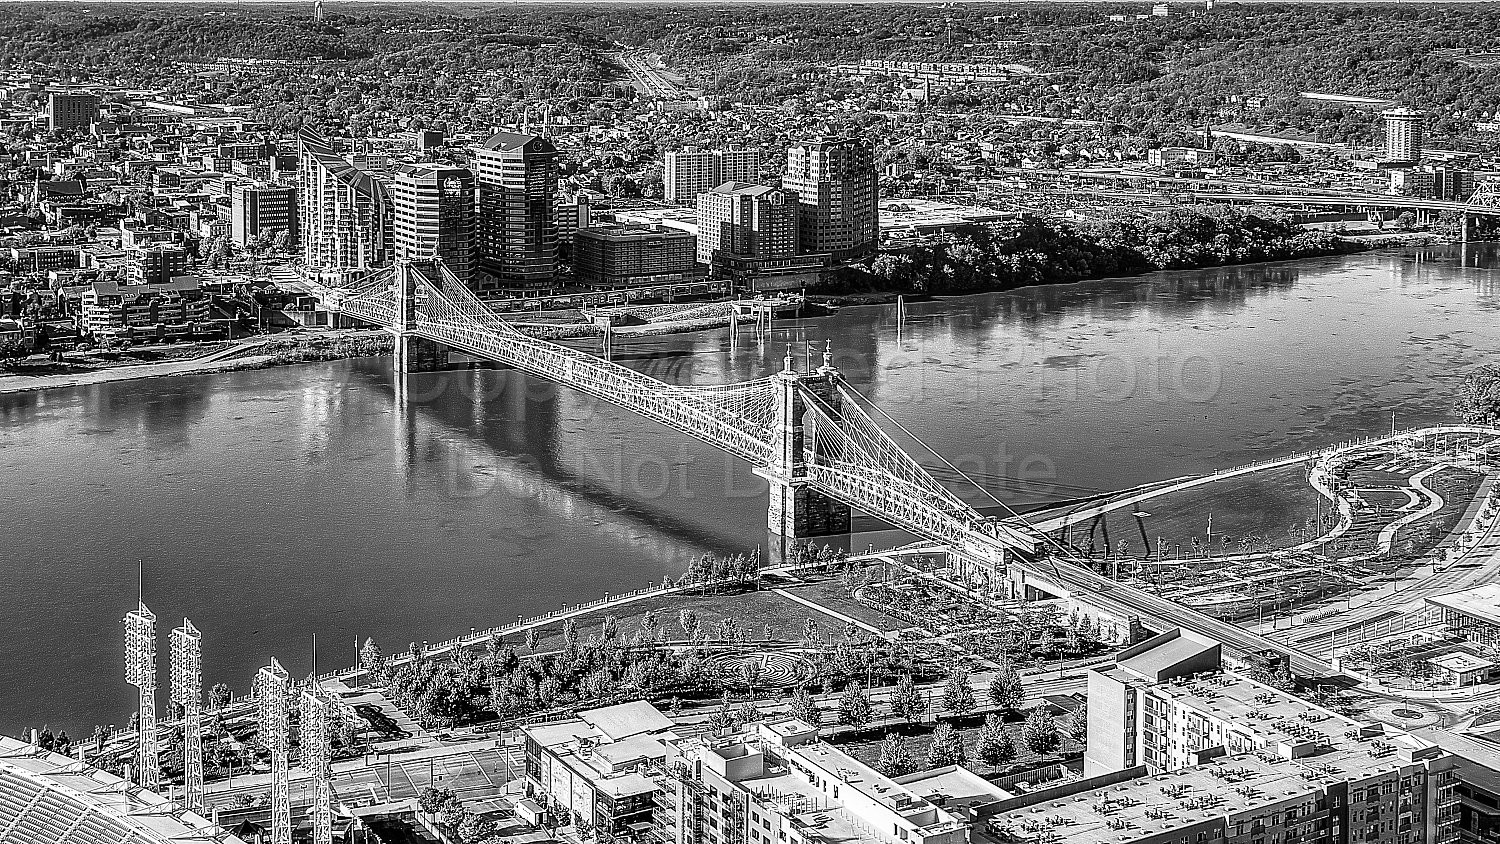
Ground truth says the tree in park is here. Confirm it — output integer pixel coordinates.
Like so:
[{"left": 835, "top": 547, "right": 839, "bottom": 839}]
[
  {"left": 976, "top": 714, "right": 1016, "bottom": 765},
  {"left": 925, "top": 721, "right": 966, "bottom": 767},
  {"left": 943, "top": 666, "right": 975, "bottom": 716},
  {"left": 360, "top": 638, "right": 386, "bottom": 679},
  {"left": 736, "top": 700, "right": 763, "bottom": 725},
  {"left": 1457, "top": 365, "right": 1500, "bottom": 427},
  {"left": 876, "top": 733, "right": 915, "bottom": 777},
  {"left": 561, "top": 618, "right": 579, "bottom": 653},
  {"left": 1066, "top": 702, "right": 1089, "bottom": 745},
  {"left": 209, "top": 683, "right": 232, "bottom": 710},
  {"left": 803, "top": 617, "right": 819, "bottom": 644},
  {"left": 890, "top": 675, "right": 926, "bottom": 723},
  {"left": 525, "top": 627, "right": 540, "bottom": 652},
  {"left": 988, "top": 659, "right": 1025, "bottom": 712},
  {"left": 739, "top": 660, "right": 763, "bottom": 698},
  {"left": 678, "top": 609, "right": 699, "bottom": 641},
  {"left": 1021, "top": 707, "right": 1060, "bottom": 755},
  {"left": 837, "top": 683, "right": 872, "bottom": 727},
  {"left": 706, "top": 693, "right": 736, "bottom": 734},
  {"left": 790, "top": 686, "right": 821, "bottom": 726},
  {"left": 637, "top": 609, "right": 659, "bottom": 644}
]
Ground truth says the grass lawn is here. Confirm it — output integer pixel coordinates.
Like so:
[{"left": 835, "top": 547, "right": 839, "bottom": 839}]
[
  {"left": 489, "top": 585, "right": 839, "bottom": 655},
  {"left": 1078, "top": 462, "right": 1322, "bottom": 557}
]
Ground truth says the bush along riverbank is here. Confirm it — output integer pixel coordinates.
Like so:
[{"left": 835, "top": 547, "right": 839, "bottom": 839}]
[
  {"left": 824, "top": 205, "right": 1370, "bottom": 297},
  {"left": 256, "top": 333, "right": 394, "bottom": 366}
]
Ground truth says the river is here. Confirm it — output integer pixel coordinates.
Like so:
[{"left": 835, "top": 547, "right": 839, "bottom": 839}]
[{"left": 2, "top": 244, "right": 1498, "bottom": 736}]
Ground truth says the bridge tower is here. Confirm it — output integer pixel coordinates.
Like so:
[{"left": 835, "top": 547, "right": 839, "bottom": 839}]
[
  {"left": 392, "top": 259, "right": 449, "bottom": 373},
  {"left": 758, "top": 344, "right": 852, "bottom": 545}
]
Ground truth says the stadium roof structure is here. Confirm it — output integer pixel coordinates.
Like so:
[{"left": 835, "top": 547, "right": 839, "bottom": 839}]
[{"left": 0, "top": 736, "right": 245, "bottom": 844}]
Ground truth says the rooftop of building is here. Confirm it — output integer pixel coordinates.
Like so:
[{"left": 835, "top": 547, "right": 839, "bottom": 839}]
[
  {"left": 894, "top": 764, "right": 1017, "bottom": 808},
  {"left": 88, "top": 277, "right": 201, "bottom": 297},
  {"left": 0, "top": 737, "right": 246, "bottom": 844},
  {"left": 1109, "top": 628, "right": 1221, "bottom": 683},
  {"left": 476, "top": 131, "right": 552, "bottom": 153},
  {"left": 993, "top": 734, "right": 1440, "bottom": 844},
  {"left": 709, "top": 180, "right": 782, "bottom": 197},
  {"left": 575, "top": 222, "right": 694, "bottom": 241},
  {"left": 1427, "top": 583, "right": 1500, "bottom": 626}
]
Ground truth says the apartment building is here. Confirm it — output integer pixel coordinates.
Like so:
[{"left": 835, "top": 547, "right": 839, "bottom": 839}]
[
  {"left": 48, "top": 92, "right": 100, "bottom": 132},
  {"left": 79, "top": 278, "right": 213, "bottom": 339},
  {"left": 656, "top": 718, "right": 970, "bottom": 844},
  {"left": 231, "top": 183, "right": 298, "bottom": 247},
  {"left": 127, "top": 244, "right": 190, "bottom": 286},
  {"left": 522, "top": 701, "right": 677, "bottom": 838},
  {"left": 664, "top": 147, "right": 762, "bottom": 204},
  {"left": 987, "top": 630, "right": 1490, "bottom": 844},
  {"left": 782, "top": 138, "right": 879, "bottom": 262},
  {"left": 296, "top": 130, "right": 393, "bottom": 275}
]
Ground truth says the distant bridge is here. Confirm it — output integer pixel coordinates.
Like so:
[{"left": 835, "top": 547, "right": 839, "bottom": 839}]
[{"left": 1080, "top": 181, "right": 1500, "bottom": 222}]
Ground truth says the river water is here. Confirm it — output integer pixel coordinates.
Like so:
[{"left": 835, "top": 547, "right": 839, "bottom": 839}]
[{"left": 2, "top": 244, "right": 1498, "bottom": 736}]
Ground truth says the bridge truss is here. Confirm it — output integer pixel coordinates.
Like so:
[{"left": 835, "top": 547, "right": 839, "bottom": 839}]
[{"left": 333, "top": 262, "right": 1035, "bottom": 564}]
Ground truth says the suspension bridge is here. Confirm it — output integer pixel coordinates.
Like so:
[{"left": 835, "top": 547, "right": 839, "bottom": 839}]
[
  {"left": 328, "top": 259, "right": 1038, "bottom": 570},
  {"left": 327, "top": 259, "right": 1344, "bottom": 677}
]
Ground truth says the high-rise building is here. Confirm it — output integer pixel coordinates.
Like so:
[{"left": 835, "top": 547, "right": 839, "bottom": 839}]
[
  {"left": 231, "top": 183, "right": 298, "bottom": 247},
  {"left": 695, "top": 182, "right": 800, "bottom": 265},
  {"left": 296, "top": 130, "right": 393, "bottom": 275},
  {"left": 782, "top": 137, "right": 880, "bottom": 262},
  {"left": 697, "top": 182, "right": 822, "bottom": 291},
  {"left": 664, "top": 146, "right": 761, "bottom": 204},
  {"left": 1383, "top": 107, "right": 1425, "bottom": 163},
  {"left": 48, "top": 92, "right": 100, "bottom": 132},
  {"left": 472, "top": 132, "right": 558, "bottom": 294},
  {"left": 391, "top": 164, "right": 476, "bottom": 287}
]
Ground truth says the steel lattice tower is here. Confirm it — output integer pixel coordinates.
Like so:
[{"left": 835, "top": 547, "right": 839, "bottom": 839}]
[
  {"left": 169, "top": 620, "right": 203, "bottom": 813},
  {"left": 300, "top": 688, "right": 338, "bottom": 844},
  {"left": 123, "top": 603, "right": 159, "bottom": 791},
  {"left": 255, "top": 659, "right": 292, "bottom": 844}
]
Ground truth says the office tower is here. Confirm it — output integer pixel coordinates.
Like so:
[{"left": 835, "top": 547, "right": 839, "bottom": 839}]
[
  {"left": 231, "top": 183, "right": 298, "bottom": 247},
  {"left": 1383, "top": 108, "right": 1425, "bottom": 163},
  {"left": 296, "top": 130, "right": 393, "bottom": 273},
  {"left": 664, "top": 146, "right": 761, "bottom": 204},
  {"left": 391, "top": 164, "right": 476, "bottom": 286},
  {"left": 48, "top": 92, "right": 100, "bottom": 132},
  {"left": 782, "top": 137, "right": 880, "bottom": 262},
  {"left": 472, "top": 132, "right": 558, "bottom": 294}
]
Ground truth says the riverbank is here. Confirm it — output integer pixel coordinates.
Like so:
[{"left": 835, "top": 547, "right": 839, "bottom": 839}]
[
  {"left": 0, "top": 232, "right": 1460, "bottom": 398},
  {"left": 0, "top": 332, "right": 393, "bottom": 396}
]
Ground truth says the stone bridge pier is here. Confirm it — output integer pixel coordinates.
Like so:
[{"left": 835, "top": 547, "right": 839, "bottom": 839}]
[
  {"left": 757, "top": 346, "right": 852, "bottom": 554},
  {"left": 393, "top": 259, "right": 452, "bottom": 373}
]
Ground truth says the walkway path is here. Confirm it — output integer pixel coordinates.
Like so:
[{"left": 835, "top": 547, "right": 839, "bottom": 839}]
[{"left": 772, "top": 588, "right": 886, "bottom": 638}]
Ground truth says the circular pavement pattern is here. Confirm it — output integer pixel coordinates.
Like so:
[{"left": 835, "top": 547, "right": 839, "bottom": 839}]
[{"left": 706, "top": 651, "right": 813, "bottom": 688}]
